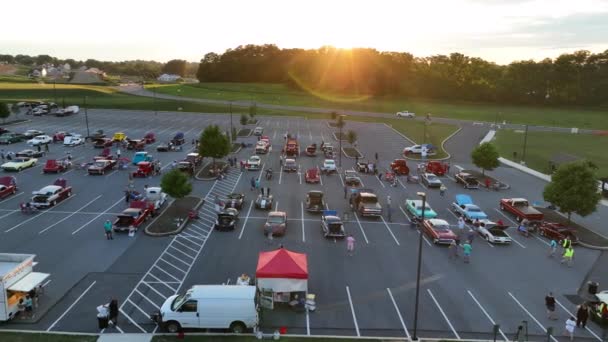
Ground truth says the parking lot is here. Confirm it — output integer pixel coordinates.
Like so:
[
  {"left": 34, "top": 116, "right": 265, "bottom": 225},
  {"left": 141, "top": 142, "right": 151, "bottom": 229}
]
[{"left": 0, "top": 109, "right": 605, "bottom": 341}]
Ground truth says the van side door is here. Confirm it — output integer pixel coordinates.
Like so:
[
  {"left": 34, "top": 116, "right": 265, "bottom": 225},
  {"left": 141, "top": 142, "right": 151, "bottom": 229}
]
[{"left": 177, "top": 300, "right": 199, "bottom": 328}]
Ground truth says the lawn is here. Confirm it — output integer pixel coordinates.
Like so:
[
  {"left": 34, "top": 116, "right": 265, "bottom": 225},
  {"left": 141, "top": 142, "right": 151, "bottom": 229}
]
[
  {"left": 148, "top": 83, "right": 608, "bottom": 129},
  {"left": 0, "top": 332, "right": 97, "bottom": 342},
  {"left": 493, "top": 129, "right": 608, "bottom": 176}
]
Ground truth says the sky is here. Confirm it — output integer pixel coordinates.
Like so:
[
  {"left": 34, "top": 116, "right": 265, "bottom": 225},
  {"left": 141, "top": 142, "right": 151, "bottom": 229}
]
[{"left": 1, "top": 0, "right": 607, "bottom": 65}]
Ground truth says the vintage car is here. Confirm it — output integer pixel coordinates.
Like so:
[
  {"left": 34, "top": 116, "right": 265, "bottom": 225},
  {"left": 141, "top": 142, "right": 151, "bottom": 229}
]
[
  {"left": 255, "top": 141, "right": 270, "bottom": 154},
  {"left": 390, "top": 159, "right": 410, "bottom": 175},
  {"left": 112, "top": 132, "right": 127, "bottom": 142},
  {"left": 185, "top": 153, "right": 202, "bottom": 166},
  {"left": 455, "top": 172, "right": 480, "bottom": 189},
  {"left": 23, "top": 129, "right": 44, "bottom": 138},
  {"left": 177, "top": 161, "right": 195, "bottom": 176},
  {"left": 0, "top": 176, "right": 17, "bottom": 199},
  {"left": 320, "top": 159, "right": 337, "bottom": 174},
  {"left": 451, "top": 194, "right": 488, "bottom": 222},
  {"left": 349, "top": 188, "right": 382, "bottom": 217},
  {"left": 0, "top": 133, "right": 26, "bottom": 144},
  {"left": 253, "top": 127, "right": 264, "bottom": 136},
  {"left": 27, "top": 135, "right": 52, "bottom": 146},
  {"left": 396, "top": 110, "right": 415, "bottom": 118},
  {"left": 224, "top": 193, "right": 245, "bottom": 210},
  {"left": 305, "top": 190, "right": 325, "bottom": 212},
  {"left": 425, "top": 161, "right": 449, "bottom": 176},
  {"left": 52, "top": 131, "right": 69, "bottom": 142},
  {"left": 30, "top": 179, "right": 72, "bottom": 208},
  {"left": 2, "top": 157, "right": 37, "bottom": 171},
  {"left": 305, "top": 168, "right": 320, "bottom": 183},
  {"left": 403, "top": 144, "right": 435, "bottom": 155},
  {"left": 133, "top": 161, "right": 154, "bottom": 178},
  {"left": 143, "top": 132, "right": 156, "bottom": 144},
  {"left": 63, "top": 134, "right": 84, "bottom": 146},
  {"left": 126, "top": 139, "right": 145, "bottom": 151},
  {"left": 94, "top": 148, "right": 113, "bottom": 161},
  {"left": 43, "top": 159, "right": 71, "bottom": 173},
  {"left": 16, "top": 149, "right": 45, "bottom": 158},
  {"left": 421, "top": 173, "right": 443, "bottom": 188},
  {"left": 475, "top": 221, "right": 512, "bottom": 244},
  {"left": 89, "top": 130, "right": 106, "bottom": 140},
  {"left": 422, "top": 219, "right": 460, "bottom": 245},
  {"left": 133, "top": 151, "right": 152, "bottom": 165},
  {"left": 305, "top": 144, "right": 317, "bottom": 156},
  {"left": 321, "top": 210, "right": 346, "bottom": 238},
  {"left": 283, "top": 158, "right": 297, "bottom": 172},
  {"left": 88, "top": 159, "right": 117, "bottom": 175},
  {"left": 144, "top": 187, "right": 167, "bottom": 211},
  {"left": 156, "top": 143, "right": 177, "bottom": 152},
  {"left": 538, "top": 222, "right": 579, "bottom": 244},
  {"left": 113, "top": 200, "right": 152, "bottom": 232},
  {"left": 344, "top": 170, "right": 362, "bottom": 187},
  {"left": 94, "top": 138, "right": 113, "bottom": 148},
  {"left": 356, "top": 161, "right": 375, "bottom": 173},
  {"left": 405, "top": 199, "right": 438, "bottom": 219},
  {"left": 214, "top": 208, "right": 239, "bottom": 231},
  {"left": 247, "top": 156, "right": 262, "bottom": 170},
  {"left": 255, "top": 188, "right": 274, "bottom": 210},
  {"left": 171, "top": 132, "right": 185, "bottom": 145},
  {"left": 264, "top": 211, "right": 287, "bottom": 236}
]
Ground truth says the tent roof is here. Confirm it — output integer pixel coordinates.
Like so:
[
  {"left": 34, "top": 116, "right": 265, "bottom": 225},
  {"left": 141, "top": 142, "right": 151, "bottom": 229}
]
[{"left": 256, "top": 248, "right": 308, "bottom": 279}]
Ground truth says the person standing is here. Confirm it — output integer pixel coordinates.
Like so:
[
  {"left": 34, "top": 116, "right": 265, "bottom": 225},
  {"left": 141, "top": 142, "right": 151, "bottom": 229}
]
[
  {"left": 462, "top": 241, "right": 472, "bottom": 263},
  {"left": 466, "top": 229, "right": 475, "bottom": 244},
  {"left": 346, "top": 234, "right": 355, "bottom": 256},
  {"left": 545, "top": 292, "right": 558, "bottom": 320},
  {"left": 24, "top": 295, "right": 33, "bottom": 319},
  {"left": 549, "top": 239, "right": 558, "bottom": 257},
  {"left": 104, "top": 220, "right": 113, "bottom": 240},
  {"left": 250, "top": 177, "right": 255, "bottom": 191},
  {"left": 561, "top": 247, "right": 574, "bottom": 267},
  {"left": 457, "top": 216, "right": 465, "bottom": 240},
  {"left": 374, "top": 152, "right": 378, "bottom": 161},
  {"left": 266, "top": 225, "right": 274, "bottom": 245},
  {"left": 125, "top": 189, "right": 130, "bottom": 203},
  {"left": 255, "top": 178, "right": 260, "bottom": 190},
  {"left": 44, "top": 143, "right": 49, "bottom": 153},
  {"left": 562, "top": 237, "right": 572, "bottom": 252},
  {"left": 344, "top": 185, "right": 348, "bottom": 199},
  {"left": 564, "top": 316, "right": 576, "bottom": 341},
  {"left": 108, "top": 299, "right": 119, "bottom": 326},
  {"left": 387, "top": 196, "right": 392, "bottom": 222},
  {"left": 28, "top": 288, "right": 39, "bottom": 309},
  {"left": 576, "top": 303, "right": 589, "bottom": 328},
  {"left": 439, "top": 184, "right": 446, "bottom": 196},
  {"left": 448, "top": 240, "right": 459, "bottom": 259}
]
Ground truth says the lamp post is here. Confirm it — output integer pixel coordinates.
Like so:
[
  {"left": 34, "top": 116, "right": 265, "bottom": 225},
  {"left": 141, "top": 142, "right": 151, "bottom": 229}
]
[
  {"left": 521, "top": 125, "right": 529, "bottom": 165},
  {"left": 83, "top": 96, "right": 90, "bottom": 139},
  {"left": 338, "top": 115, "right": 346, "bottom": 168},
  {"left": 229, "top": 101, "right": 233, "bottom": 143},
  {"left": 177, "top": 88, "right": 182, "bottom": 111},
  {"left": 153, "top": 85, "right": 157, "bottom": 116},
  {"left": 412, "top": 191, "right": 426, "bottom": 341},
  {"left": 53, "top": 79, "right": 57, "bottom": 104}
]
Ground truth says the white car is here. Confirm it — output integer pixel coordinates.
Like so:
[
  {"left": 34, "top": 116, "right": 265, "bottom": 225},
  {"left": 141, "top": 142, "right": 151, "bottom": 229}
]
[
  {"left": 24, "top": 130, "right": 44, "bottom": 138},
  {"left": 27, "top": 135, "right": 52, "bottom": 146},
  {"left": 247, "top": 156, "right": 262, "bottom": 170},
  {"left": 64, "top": 134, "right": 84, "bottom": 146},
  {"left": 253, "top": 127, "right": 264, "bottom": 136},
  {"left": 396, "top": 111, "right": 415, "bottom": 118},
  {"left": 321, "top": 159, "right": 337, "bottom": 173},
  {"left": 475, "top": 220, "right": 512, "bottom": 244}
]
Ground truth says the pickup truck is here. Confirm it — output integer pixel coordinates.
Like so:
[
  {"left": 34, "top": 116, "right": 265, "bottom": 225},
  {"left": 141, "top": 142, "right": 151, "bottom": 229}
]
[
  {"left": 349, "top": 188, "right": 382, "bottom": 217},
  {"left": 255, "top": 141, "right": 270, "bottom": 154},
  {"left": 454, "top": 172, "right": 480, "bottom": 189},
  {"left": 499, "top": 198, "right": 544, "bottom": 222},
  {"left": 113, "top": 200, "right": 153, "bottom": 232},
  {"left": 284, "top": 138, "right": 299, "bottom": 157}
]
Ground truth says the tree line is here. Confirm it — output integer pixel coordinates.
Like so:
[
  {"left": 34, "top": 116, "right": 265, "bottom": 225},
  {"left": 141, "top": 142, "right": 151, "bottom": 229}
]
[
  {"left": 0, "top": 54, "right": 198, "bottom": 78},
  {"left": 196, "top": 45, "right": 608, "bottom": 106}
]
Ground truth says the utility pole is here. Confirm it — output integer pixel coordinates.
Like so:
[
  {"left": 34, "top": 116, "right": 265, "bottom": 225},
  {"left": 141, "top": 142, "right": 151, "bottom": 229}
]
[
  {"left": 521, "top": 125, "right": 529, "bottom": 165},
  {"left": 412, "top": 191, "right": 426, "bottom": 341},
  {"left": 53, "top": 79, "right": 57, "bottom": 104},
  {"left": 229, "top": 101, "right": 233, "bottom": 143},
  {"left": 84, "top": 96, "right": 90, "bottom": 138}
]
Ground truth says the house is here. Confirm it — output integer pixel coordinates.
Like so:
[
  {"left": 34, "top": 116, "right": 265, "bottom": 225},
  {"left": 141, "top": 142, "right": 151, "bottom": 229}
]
[
  {"left": 157, "top": 74, "right": 182, "bottom": 83},
  {"left": 29, "top": 68, "right": 47, "bottom": 78}
]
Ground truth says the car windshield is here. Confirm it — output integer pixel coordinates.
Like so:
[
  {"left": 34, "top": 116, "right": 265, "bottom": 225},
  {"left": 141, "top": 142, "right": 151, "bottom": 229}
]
[
  {"left": 433, "top": 224, "right": 450, "bottom": 231},
  {"left": 427, "top": 175, "right": 438, "bottom": 181},
  {"left": 13, "top": 158, "right": 26, "bottom": 163},
  {"left": 171, "top": 293, "right": 190, "bottom": 311},
  {"left": 325, "top": 160, "right": 335, "bottom": 165},
  {"left": 218, "top": 216, "right": 233, "bottom": 224},
  {"left": 268, "top": 215, "right": 285, "bottom": 224},
  {"left": 94, "top": 161, "right": 106, "bottom": 167},
  {"left": 360, "top": 196, "right": 377, "bottom": 204},
  {"left": 468, "top": 207, "right": 481, "bottom": 212}
]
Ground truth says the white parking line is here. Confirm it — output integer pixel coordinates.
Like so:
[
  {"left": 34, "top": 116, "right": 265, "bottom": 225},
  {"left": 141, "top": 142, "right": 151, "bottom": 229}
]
[
  {"left": 71, "top": 197, "right": 124, "bottom": 235},
  {"left": 353, "top": 213, "right": 369, "bottom": 244},
  {"left": 494, "top": 208, "right": 517, "bottom": 225},
  {"left": 39, "top": 195, "right": 102, "bottom": 234},
  {"left": 508, "top": 292, "right": 558, "bottom": 342},
  {"left": 509, "top": 236, "right": 527, "bottom": 248},
  {"left": 47, "top": 281, "right": 96, "bottom": 331},
  {"left": 375, "top": 174, "right": 386, "bottom": 188},
  {"left": 555, "top": 299, "right": 602, "bottom": 341},
  {"left": 141, "top": 282, "right": 168, "bottom": 300},
  {"left": 467, "top": 290, "right": 508, "bottom": 341},
  {"left": 427, "top": 289, "right": 460, "bottom": 340},
  {"left": 338, "top": 173, "right": 345, "bottom": 187},
  {"left": 274, "top": 200, "right": 279, "bottom": 211},
  {"left": 301, "top": 202, "right": 306, "bottom": 242},
  {"left": 387, "top": 288, "right": 410, "bottom": 339},
  {"left": 6, "top": 194, "right": 76, "bottom": 233},
  {"left": 238, "top": 201, "right": 254, "bottom": 240},
  {"left": 380, "top": 216, "right": 400, "bottom": 245},
  {"left": 345, "top": 286, "right": 360, "bottom": 337},
  {"left": 398, "top": 206, "right": 412, "bottom": 223},
  {"left": 134, "top": 288, "right": 161, "bottom": 310},
  {"left": 279, "top": 166, "right": 283, "bottom": 184}
]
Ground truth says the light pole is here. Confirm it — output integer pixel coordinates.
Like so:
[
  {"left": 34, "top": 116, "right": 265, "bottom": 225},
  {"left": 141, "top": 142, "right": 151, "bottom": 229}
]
[
  {"left": 53, "top": 79, "right": 57, "bottom": 104},
  {"left": 83, "top": 96, "right": 90, "bottom": 139},
  {"left": 153, "top": 85, "right": 157, "bottom": 116},
  {"left": 338, "top": 115, "right": 345, "bottom": 168},
  {"left": 412, "top": 191, "right": 426, "bottom": 341},
  {"left": 229, "top": 101, "right": 233, "bottom": 143},
  {"left": 177, "top": 88, "right": 182, "bottom": 111},
  {"left": 521, "top": 125, "right": 529, "bottom": 164}
]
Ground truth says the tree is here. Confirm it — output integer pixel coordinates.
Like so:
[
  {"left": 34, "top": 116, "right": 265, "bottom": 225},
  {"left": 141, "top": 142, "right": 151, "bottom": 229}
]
[
  {"left": 162, "top": 59, "right": 187, "bottom": 77},
  {"left": 249, "top": 102, "right": 257, "bottom": 119},
  {"left": 160, "top": 169, "right": 192, "bottom": 199},
  {"left": 240, "top": 113, "right": 249, "bottom": 126},
  {"left": 346, "top": 130, "right": 357, "bottom": 146},
  {"left": 0, "top": 102, "right": 10, "bottom": 123},
  {"left": 543, "top": 161, "right": 601, "bottom": 223},
  {"left": 471, "top": 142, "right": 499, "bottom": 175},
  {"left": 335, "top": 115, "right": 345, "bottom": 129},
  {"left": 198, "top": 125, "right": 231, "bottom": 167}
]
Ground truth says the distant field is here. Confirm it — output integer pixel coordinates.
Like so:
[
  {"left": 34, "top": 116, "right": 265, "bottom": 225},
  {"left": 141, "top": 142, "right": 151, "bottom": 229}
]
[
  {"left": 494, "top": 129, "right": 608, "bottom": 176},
  {"left": 148, "top": 82, "right": 608, "bottom": 129}
]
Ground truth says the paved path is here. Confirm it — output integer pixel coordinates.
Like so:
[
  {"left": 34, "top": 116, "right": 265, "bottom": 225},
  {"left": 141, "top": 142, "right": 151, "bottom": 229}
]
[{"left": 98, "top": 333, "right": 153, "bottom": 342}]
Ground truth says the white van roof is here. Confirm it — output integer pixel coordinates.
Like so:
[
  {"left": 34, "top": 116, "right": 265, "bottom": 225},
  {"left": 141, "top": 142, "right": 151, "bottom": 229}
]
[{"left": 188, "top": 285, "right": 256, "bottom": 299}]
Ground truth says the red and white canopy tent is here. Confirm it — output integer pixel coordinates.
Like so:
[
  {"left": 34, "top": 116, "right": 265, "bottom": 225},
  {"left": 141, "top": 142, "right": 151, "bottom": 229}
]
[{"left": 255, "top": 248, "right": 308, "bottom": 293}]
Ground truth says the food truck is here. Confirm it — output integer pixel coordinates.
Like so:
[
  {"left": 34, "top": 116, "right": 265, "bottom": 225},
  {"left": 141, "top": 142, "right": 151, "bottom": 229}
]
[{"left": 0, "top": 253, "right": 49, "bottom": 321}]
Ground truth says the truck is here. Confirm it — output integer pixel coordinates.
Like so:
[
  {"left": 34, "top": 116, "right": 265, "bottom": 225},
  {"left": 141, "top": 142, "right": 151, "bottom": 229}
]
[
  {"left": 349, "top": 188, "right": 382, "bottom": 217},
  {"left": 499, "top": 198, "right": 544, "bottom": 223},
  {"left": 284, "top": 138, "right": 299, "bottom": 157},
  {"left": 145, "top": 187, "right": 167, "bottom": 211},
  {"left": 113, "top": 200, "right": 153, "bottom": 232},
  {"left": 0, "top": 253, "right": 50, "bottom": 321},
  {"left": 454, "top": 172, "right": 480, "bottom": 189}
]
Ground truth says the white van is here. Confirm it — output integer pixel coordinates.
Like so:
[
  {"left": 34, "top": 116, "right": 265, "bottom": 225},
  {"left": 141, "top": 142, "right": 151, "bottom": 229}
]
[{"left": 159, "top": 285, "right": 258, "bottom": 333}]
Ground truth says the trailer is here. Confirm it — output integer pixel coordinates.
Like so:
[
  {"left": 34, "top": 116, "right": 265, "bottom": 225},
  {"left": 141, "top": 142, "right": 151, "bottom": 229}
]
[{"left": 0, "top": 253, "right": 49, "bottom": 321}]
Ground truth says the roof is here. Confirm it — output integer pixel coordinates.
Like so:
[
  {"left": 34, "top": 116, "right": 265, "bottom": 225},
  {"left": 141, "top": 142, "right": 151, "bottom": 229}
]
[
  {"left": 256, "top": 248, "right": 308, "bottom": 279},
  {"left": 188, "top": 285, "right": 256, "bottom": 299},
  {"left": 455, "top": 194, "right": 473, "bottom": 205},
  {"left": 121, "top": 208, "right": 142, "bottom": 216},
  {"left": 507, "top": 198, "right": 528, "bottom": 202},
  {"left": 427, "top": 219, "right": 449, "bottom": 226},
  {"left": 37, "top": 185, "right": 61, "bottom": 193}
]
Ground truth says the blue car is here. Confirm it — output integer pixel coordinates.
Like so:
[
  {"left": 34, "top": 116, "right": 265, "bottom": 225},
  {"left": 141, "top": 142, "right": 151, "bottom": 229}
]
[
  {"left": 451, "top": 194, "right": 488, "bottom": 222},
  {"left": 405, "top": 199, "right": 438, "bottom": 219},
  {"left": 132, "top": 151, "right": 152, "bottom": 165}
]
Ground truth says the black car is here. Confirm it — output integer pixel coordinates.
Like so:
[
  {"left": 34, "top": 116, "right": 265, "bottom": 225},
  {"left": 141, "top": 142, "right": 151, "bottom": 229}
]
[
  {"left": 255, "top": 188, "right": 274, "bottom": 210},
  {"left": 16, "top": 149, "right": 45, "bottom": 158},
  {"left": 225, "top": 193, "right": 245, "bottom": 210},
  {"left": 214, "top": 209, "right": 239, "bottom": 231},
  {"left": 306, "top": 190, "right": 325, "bottom": 213},
  {"left": 156, "top": 143, "right": 176, "bottom": 152}
]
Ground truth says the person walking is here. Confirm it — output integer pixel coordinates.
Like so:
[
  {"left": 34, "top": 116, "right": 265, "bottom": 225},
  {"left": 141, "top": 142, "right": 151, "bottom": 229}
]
[
  {"left": 255, "top": 178, "right": 260, "bottom": 190},
  {"left": 36, "top": 144, "right": 41, "bottom": 153},
  {"left": 344, "top": 185, "right": 348, "bottom": 199},
  {"left": 250, "top": 177, "right": 255, "bottom": 191},
  {"left": 549, "top": 238, "right": 558, "bottom": 257},
  {"left": 346, "top": 234, "right": 355, "bottom": 256},
  {"left": 124, "top": 189, "right": 130, "bottom": 203},
  {"left": 546, "top": 292, "right": 558, "bottom": 320},
  {"left": 576, "top": 303, "right": 589, "bottom": 328},
  {"left": 439, "top": 184, "right": 446, "bottom": 196},
  {"left": 561, "top": 247, "right": 574, "bottom": 267},
  {"left": 457, "top": 216, "right": 465, "bottom": 240},
  {"left": 462, "top": 241, "right": 472, "bottom": 263},
  {"left": 104, "top": 220, "right": 113, "bottom": 240},
  {"left": 564, "top": 316, "right": 576, "bottom": 341},
  {"left": 108, "top": 299, "right": 119, "bottom": 326},
  {"left": 562, "top": 237, "right": 572, "bottom": 253},
  {"left": 44, "top": 143, "right": 49, "bottom": 152},
  {"left": 466, "top": 229, "right": 475, "bottom": 244},
  {"left": 448, "top": 240, "right": 459, "bottom": 259},
  {"left": 374, "top": 152, "right": 378, "bottom": 161},
  {"left": 24, "top": 295, "right": 33, "bottom": 319},
  {"left": 116, "top": 148, "right": 121, "bottom": 159},
  {"left": 266, "top": 226, "right": 274, "bottom": 245},
  {"left": 387, "top": 196, "right": 392, "bottom": 222}
]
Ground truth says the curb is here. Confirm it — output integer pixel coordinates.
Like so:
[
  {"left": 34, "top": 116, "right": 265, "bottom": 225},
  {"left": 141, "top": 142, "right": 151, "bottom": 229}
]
[
  {"left": 383, "top": 123, "right": 461, "bottom": 161},
  {"left": 2, "top": 119, "right": 30, "bottom": 126},
  {"left": 144, "top": 196, "right": 204, "bottom": 237},
  {"left": 341, "top": 147, "right": 364, "bottom": 159},
  {"left": 578, "top": 241, "right": 608, "bottom": 250}
]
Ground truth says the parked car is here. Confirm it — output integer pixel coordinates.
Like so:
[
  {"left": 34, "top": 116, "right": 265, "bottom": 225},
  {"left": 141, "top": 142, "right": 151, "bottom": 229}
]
[
  {"left": 255, "top": 188, "right": 273, "bottom": 210},
  {"left": 283, "top": 158, "right": 297, "bottom": 172},
  {"left": 64, "top": 134, "right": 84, "bottom": 146},
  {"left": 421, "top": 173, "right": 443, "bottom": 188},
  {"left": 320, "top": 159, "right": 337, "bottom": 174},
  {"left": 2, "top": 157, "right": 37, "bottom": 171},
  {"left": 23, "top": 130, "right": 44, "bottom": 138},
  {"left": 422, "top": 219, "right": 459, "bottom": 245},
  {"left": 349, "top": 188, "right": 382, "bottom": 217},
  {"left": 30, "top": 179, "right": 72, "bottom": 208},
  {"left": 321, "top": 210, "right": 345, "bottom": 238},
  {"left": 15, "top": 149, "right": 45, "bottom": 158},
  {"left": 88, "top": 159, "right": 117, "bottom": 175},
  {"left": 404, "top": 199, "right": 438, "bottom": 219},
  {"left": 246, "top": 156, "right": 262, "bottom": 170},
  {"left": 455, "top": 172, "right": 480, "bottom": 189},
  {"left": 305, "top": 168, "right": 320, "bottom": 183},
  {"left": 396, "top": 111, "right": 415, "bottom": 118},
  {"left": 224, "top": 193, "right": 245, "bottom": 210},
  {"left": 403, "top": 144, "right": 435, "bottom": 155},
  {"left": 113, "top": 201, "right": 152, "bottom": 232},
  {"left": 132, "top": 151, "right": 152, "bottom": 165},
  {"left": 475, "top": 221, "right": 512, "bottom": 244},
  {"left": 264, "top": 211, "right": 287, "bottom": 236},
  {"left": 27, "top": 135, "right": 52, "bottom": 146},
  {"left": 255, "top": 141, "right": 270, "bottom": 154},
  {"left": 253, "top": 127, "right": 264, "bottom": 136},
  {"left": 214, "top": 208, "right": 239, "bottom": 231},
  {"left": 0, "top": 176, "right": 17, "bottom": 199},
  {"left": 499, "top": 198, "right": 544, "bottom": 223},
  {"left": 451, "top": 194, "right": 488, "bottom": 222},
  {"left": 94, "top": 138, "right": 113, "bottom": 148},
  {"left": 305, "top": 190, "right": 325, "bottom": 212},
  {"left": 538, "top": 222, "right": 579, "bottom": 244},
  {"left": 0, "top": 133, "right": 26, "bottom": 144}
]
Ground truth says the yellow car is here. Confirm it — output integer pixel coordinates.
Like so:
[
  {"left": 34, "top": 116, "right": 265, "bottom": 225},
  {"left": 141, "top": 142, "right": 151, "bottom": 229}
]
[
  {"left": 112, "top": 132, "right": 127, "bottom": 142},
  {"left": 2, "top": 157, "right": 38, "bottom": 171}
]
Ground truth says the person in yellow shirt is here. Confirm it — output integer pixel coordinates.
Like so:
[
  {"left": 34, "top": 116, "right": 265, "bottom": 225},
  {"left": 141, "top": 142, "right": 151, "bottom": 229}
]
[{"left": 561, "top": 247, "right": 574, "bottom": 267}]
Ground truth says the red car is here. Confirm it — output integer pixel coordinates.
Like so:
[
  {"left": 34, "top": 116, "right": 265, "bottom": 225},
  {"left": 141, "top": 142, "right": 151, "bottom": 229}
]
[
  {"left": 43, "top": 159, "right": 70, "bottom": 173},
  {"left": 132, "top": 161, "right": 153, "bottom": 178},
  {"left": 390, "top": 159, "right": 410, "bottom": 175},
  {"left": 94, "top": 138, "right": 113, "bottom": 148},
  {"left": 88, "top": 159, "right": 117, "bottom": 175},
  {"left": 425, "top": 161, "right": 449, "bottom": 176},
  {"left": 423, "top": 219, "right": 460, "bottom": 245},
  {"left": 538, "top": 222, "right": 579, "bottom": 244},
  {"left": 0, "top": 176, "right": 17, "bottom": 199},
  {"left": 143, "top": 132, "right": 156, "bottom": 144},
  {"left": 305, "top": 168, "right": 320, "bottom": 183},
  {"left": 113, "top": 200, "right": 153, "bottom": 232}
]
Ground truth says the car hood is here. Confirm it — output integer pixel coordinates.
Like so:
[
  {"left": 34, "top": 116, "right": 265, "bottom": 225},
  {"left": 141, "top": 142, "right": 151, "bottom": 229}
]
[
  {"left": 436, "top": 230, "right": 457, "bottom": 239},
  {"left": 418, "top": 209, "right": 438, "bottom": 218}
]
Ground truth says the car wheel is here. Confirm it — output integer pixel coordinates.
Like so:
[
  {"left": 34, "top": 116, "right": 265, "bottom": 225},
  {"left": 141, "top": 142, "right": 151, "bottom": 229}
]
[
  {"left": 18, "top": 167, "right": 22, "bottom": 171},
  {"left": 67, "top": 191, "right": 71, "bottom": 197},
  {"left": 229, "top": 321, "right": 246, "bottom": 333},
  {"left": 165, "top": 321, "right": 181, "bottom": 333},
  {"left": 51, "top": 200, "right": 56, "bottom": 206},
  {"left": 485, "top": 235, "right": 490, "bottom": 242}
]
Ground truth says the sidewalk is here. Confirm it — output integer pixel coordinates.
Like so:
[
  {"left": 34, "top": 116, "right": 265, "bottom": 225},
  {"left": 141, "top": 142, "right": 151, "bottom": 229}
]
[{"left": 98, "top": 333, "right": 154, "bottom": 342}]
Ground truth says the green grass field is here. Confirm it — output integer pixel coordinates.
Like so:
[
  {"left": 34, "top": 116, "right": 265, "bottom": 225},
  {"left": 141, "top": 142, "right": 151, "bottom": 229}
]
[
  {"left": 0, "top": 332, "right": 96, "bottom": 342},
  {"left": 148, "top": 83, "right": 608, "bottom": 129},
  {"left": 494, "top": 129, "right": 608, "bottom": 176}
]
